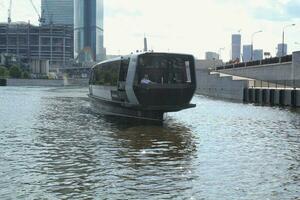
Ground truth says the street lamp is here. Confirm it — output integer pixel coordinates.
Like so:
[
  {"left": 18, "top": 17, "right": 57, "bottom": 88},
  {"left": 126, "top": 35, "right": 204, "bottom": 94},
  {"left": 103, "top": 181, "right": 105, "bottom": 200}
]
[
  {"left": 251, "top": 30, "right": 263, "bottom": 60},
  {"left": 218, "top": 47, "right": 225, "bottom": 60},
  {"left": 282, "top": 24, "right": 296, "bottom": 56}
]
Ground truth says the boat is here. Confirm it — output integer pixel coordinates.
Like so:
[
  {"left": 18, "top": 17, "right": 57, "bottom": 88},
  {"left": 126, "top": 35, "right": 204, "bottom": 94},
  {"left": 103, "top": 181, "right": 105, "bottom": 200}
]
[{"left": 88, "top": 52, "right": 196, "bottom": 122}]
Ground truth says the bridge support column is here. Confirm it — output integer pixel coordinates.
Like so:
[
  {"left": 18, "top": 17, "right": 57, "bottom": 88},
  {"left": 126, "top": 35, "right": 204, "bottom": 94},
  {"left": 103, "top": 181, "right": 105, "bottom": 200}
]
[
  {"left": 248, "top": 88, "right": 255, "bottom": 103},
  {"left": 292, "top": 51, "right": 300, "bottom": 88},
  {"left": 262, "top": 89, "right": 270, "bottom": 105},
  {"left": 243, "top": 88, "right": 249, "bottom": 102},
  {"left": 254, "top": 89, "right": 263, "bottom": 104},
  {"left": 283, "top": 90, "right": 292, "bottom": 106},
  {"left": 296, "top": 90, "right": 300, "bottom": 106},
  {"left": 274, "top": 90, "right": 281, "bottom": 105}
]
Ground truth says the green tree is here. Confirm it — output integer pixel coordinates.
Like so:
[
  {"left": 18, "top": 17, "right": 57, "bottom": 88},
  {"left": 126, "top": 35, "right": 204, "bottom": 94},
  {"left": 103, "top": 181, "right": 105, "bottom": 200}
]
[
  {"left": 22, "top": 71, "right": 30, "bottom": 79},
  {"left": 9, "top": 65, "right": 22, "bottom": 78},
  {"left": 0, "top": 66, "right": 9, "bottom": 77}
]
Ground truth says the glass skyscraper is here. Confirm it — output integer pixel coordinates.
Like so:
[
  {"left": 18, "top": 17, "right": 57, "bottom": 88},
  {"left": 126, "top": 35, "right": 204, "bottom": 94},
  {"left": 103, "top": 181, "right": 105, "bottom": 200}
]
[
  {"left": 242, "top": 45, "right": 252, "bottom": 62},
  {"left": 74, "top": 0, "right": 105, "bottom": 62},
  {"left": 253, "top": 49, "right": 263, "bottom": 61},
  {"left": 41, "top": 0, "right": 74, "bottom": 25},
  {"left": 276, "top": 43, "right": 287, "bottom": 57},
  {"left": 231, "top": 34, "right": 241, "bottom": 61}
]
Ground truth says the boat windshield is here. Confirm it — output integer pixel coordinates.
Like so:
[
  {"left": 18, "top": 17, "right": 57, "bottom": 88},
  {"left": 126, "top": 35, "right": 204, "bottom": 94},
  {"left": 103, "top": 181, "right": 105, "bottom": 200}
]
[{"left": 137, "top": 54, "right": 193, "bottom": 85}]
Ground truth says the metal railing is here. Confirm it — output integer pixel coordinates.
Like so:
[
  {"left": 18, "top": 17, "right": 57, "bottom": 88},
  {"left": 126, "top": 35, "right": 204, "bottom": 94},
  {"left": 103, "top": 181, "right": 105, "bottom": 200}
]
[
  {"left": 216, "top": 54, "right": 292, "bottom": 70},
  {"left": 249, "top": 79, "right": 298, "bottom": 90}
]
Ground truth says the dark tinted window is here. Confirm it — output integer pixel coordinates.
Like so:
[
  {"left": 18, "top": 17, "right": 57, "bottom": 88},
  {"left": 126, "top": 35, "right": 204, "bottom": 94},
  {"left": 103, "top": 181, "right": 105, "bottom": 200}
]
[
  {"left": 92, "top": 60, "right": 120, "bottom": 86},
  {"left": 137, "top": 54, "right": 193, "bottom": 84},
  {"left": 119, "top": 58, "right": 130, "bottom": 81}
]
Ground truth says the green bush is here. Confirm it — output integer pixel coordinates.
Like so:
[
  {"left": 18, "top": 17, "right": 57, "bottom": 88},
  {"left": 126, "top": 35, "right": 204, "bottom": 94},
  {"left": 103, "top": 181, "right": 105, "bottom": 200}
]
[
  {"left": 0, "top": 66, "right": 9, "bottom": 77},
  {"left": 9, "top": 65, "right": 22, "bottom": 78},
  {"left": 22, "top": 71, "right": 30, "bottom": 79}
]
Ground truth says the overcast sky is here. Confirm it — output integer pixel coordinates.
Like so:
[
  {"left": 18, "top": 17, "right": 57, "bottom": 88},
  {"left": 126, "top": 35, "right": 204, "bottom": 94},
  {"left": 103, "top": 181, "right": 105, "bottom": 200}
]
[{"left": 0, "top": 0, "right": 299, "bottom": 60}]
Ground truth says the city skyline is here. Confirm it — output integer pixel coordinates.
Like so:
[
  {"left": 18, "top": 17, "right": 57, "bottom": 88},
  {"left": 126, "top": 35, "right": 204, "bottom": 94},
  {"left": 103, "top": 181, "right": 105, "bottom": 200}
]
[{"left": 0, "top": 0, "right": 299, "bottom": 60}]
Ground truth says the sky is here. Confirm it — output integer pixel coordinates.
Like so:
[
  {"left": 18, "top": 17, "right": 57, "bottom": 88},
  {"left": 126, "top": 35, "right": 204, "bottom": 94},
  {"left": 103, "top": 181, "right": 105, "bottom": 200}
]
[{"left": 0, "top": 0, "right": 299, "bottom": 60}]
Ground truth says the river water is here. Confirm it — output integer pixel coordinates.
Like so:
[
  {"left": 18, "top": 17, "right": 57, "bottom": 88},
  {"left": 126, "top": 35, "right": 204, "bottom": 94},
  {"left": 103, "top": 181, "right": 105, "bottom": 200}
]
[{"left": 0, "top": 87, "right": 299, "bottom": 199}]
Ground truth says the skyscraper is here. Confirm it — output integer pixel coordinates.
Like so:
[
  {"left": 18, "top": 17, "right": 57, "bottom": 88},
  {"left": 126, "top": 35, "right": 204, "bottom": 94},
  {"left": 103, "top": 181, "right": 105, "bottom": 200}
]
[
  {"left": 276, "top": 43, "right": 287, "bottom": 57},
  {"left": 41, "top": 0, "right": 74, "bottom": 25},
  {"left": 74, "top": 0, "right": 105, "bottom": 62},
  {"left": 205, "top": 52, "right": 219, "bottom": 60},
  {"left": 231, "top": 34, "right": 241, "bottom": 61},
  {"left": 242, "top": 45, "right": 252, "bottom": 62},
  {"left": 253, "top": 49, "right": 263, "bottom": 61}
]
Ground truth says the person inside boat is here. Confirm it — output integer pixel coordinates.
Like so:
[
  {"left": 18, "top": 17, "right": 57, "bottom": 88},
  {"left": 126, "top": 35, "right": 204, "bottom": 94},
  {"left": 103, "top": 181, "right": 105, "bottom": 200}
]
[{"left": 141, "top": 74, "right": 153, "bottom": 84}]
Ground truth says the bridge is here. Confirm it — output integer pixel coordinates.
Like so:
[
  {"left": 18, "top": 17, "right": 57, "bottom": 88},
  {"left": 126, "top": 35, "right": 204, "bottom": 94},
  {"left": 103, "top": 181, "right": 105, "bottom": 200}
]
[{"left": 215, "top": 51, "right": 300, "bottom": 88}]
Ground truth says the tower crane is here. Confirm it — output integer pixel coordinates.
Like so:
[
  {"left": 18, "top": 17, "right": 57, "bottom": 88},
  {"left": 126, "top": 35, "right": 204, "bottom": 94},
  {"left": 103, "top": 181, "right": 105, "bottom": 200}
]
[
  {"left": 29, "top": 0, "right": 45, "bottom": 24},
  {"left": 8, "top": 0, "right": 12, "bottom": 23}
]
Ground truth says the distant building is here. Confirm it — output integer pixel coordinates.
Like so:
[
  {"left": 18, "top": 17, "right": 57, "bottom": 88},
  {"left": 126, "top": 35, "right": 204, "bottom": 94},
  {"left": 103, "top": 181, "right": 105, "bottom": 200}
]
[
  {"left": 253, "top": 49, "right": 263, "bottom": 60},
  {"left": 74, "top": 0, "right": 105, "bottom": 62},
  {"left": 242, "top": 45, "right": 252, "bottom": 62},
  {"left": 144, "top": 37, "right": 148, "bottom": 52},
  {"left": 41, "top": 0, "right": 74, "bottom": 25},
  {"left": 231, "top": 34, "right": 241, "bottom": 61},
  {"left": 276, "top": 43, "right": 287, "bottom": 57},
  {"left": 195, "top": 59, "right": 223, "bottom": 69},
  {"left": 205, "top": 52, "right": 219, "bottom": 61},
  {"left": 0, "top": 22, "right": 73, "bottom": 68},
  {"left": 30, "top": 60, "right": 50, "bottom": 76}
]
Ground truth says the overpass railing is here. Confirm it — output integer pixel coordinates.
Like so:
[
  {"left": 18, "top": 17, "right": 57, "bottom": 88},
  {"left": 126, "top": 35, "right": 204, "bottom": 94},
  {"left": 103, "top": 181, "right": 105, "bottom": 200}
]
[{"left": 216, "top": 54, "right": 292, "bottom": 70}]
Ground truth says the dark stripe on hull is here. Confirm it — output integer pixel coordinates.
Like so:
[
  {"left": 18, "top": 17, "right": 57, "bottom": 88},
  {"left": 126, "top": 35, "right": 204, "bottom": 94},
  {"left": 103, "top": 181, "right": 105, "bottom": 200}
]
[{"left": 89, "top": 95, "right": 164, "bottom": 122}]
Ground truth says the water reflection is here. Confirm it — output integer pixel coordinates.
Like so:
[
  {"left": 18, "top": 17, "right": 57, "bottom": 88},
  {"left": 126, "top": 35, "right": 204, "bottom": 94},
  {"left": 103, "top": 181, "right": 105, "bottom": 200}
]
[{"left": 33, "top": 96, "right": 197, "bottom": 199}]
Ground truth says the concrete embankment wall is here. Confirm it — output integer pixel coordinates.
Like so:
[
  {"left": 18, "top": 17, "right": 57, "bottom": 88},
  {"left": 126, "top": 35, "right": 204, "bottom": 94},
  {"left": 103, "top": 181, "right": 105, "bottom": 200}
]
[
  {"left": 7, "top": 79, "right": 64, "bottom": 87},
  {"left": 196, "top": 69, "right": 248, "bottom": 102},
  {"left": 64, "top": 78, "right": 89, "bottom": 86},
  {"left": 6, "top": 78, "right": 89, "bottom": 87}
]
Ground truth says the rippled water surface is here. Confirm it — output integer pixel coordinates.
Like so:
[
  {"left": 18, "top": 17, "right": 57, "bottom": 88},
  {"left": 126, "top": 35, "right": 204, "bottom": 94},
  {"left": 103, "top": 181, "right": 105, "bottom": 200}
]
[{"left": 0, "top": 87, "right": 299, "bottom": 199}]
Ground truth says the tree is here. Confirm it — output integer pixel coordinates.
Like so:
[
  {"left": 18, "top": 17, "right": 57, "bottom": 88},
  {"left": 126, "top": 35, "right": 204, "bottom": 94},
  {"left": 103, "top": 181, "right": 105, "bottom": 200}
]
[
  {"left": 22, "top": 71, "right": 30, "bottom": 79},
  {"left": 9, "top": 65, "right": 22, "bottom": 78},
  {"left": 0, "top": 66, "right": 9, "bottom": 77}
]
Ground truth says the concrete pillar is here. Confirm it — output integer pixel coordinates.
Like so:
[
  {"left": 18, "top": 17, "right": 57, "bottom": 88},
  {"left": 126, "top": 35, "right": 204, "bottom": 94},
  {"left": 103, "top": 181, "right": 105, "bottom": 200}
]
[
  {"left": 254, "top": 89, "right": 263, "bottom": 104},
  {"left": 243, "top": 88, "right": 249, "bottom": 102},
  {"left": 291, "top": 90, "right": 297, "bottom": 106},
  {"left": 283, "top": 90, "right": 292, "bottom": 106},
  {"left": 296, "top": 90, "right": 300, "bottom": 107},
  {"left": 269, "top": 89, "right": 275, "bottom": 105},
  {"left": 248, "top": 88, "right": 254, "bottom": 103},
  {"left": 274, "top": 90, "right": 280, "bottom": 106},
  {"left": 274, "top": 90, "right": 281, "bottom": 105},
  {"left": 279, "top": 90, "right": 285, "bottom": 106},
  {"left": 262, "top": 89, "right": 270, "bottom": 105},
  {"left": 292, "top": 51, "right": 300, "bottom": 88}
]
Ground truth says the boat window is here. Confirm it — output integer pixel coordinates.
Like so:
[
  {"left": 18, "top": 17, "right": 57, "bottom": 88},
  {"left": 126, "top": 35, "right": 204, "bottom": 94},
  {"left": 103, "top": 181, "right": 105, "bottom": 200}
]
[
  {"left": 89, "top": 69, "right": 94, "bottom": 84},
  {"left": 93, "top": 61, "right": 120, "bottom": 86},
  {"left": 137, "top": 54, "right": 193, "bottom": 84},
  {"left": 119, "top": 58, "right": 129, "bottom": 82}
]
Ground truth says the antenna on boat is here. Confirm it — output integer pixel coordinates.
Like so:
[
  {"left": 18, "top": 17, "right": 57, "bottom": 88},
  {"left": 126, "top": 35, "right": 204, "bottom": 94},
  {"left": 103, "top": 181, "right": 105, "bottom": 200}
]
[{"left": 143, "top": 34, "right": 148, "bottom": 52}]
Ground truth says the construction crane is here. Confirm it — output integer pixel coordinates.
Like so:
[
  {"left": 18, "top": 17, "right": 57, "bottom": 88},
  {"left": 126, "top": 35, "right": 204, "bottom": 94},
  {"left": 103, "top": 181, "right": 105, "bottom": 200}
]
[
  {"left": 29, "top": 0, "right": 45, "bottom": 24},
  {"left": 8, "top": 0, "right": 12, "bottom": 23}
]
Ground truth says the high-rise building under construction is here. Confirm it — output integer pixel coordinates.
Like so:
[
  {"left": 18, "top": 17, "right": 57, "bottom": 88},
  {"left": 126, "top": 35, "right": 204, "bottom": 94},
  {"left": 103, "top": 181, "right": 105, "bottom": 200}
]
[{"left": 0, "top": 22, "right": 73, "bottom": 68}]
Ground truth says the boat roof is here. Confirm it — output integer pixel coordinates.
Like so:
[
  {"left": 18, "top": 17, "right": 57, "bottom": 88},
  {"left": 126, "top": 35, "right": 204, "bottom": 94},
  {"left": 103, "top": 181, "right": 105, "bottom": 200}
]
[{"left": 92, "top": 52, "right": 194, "bottom": 69}]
